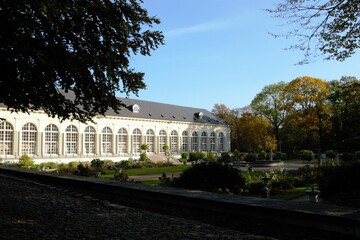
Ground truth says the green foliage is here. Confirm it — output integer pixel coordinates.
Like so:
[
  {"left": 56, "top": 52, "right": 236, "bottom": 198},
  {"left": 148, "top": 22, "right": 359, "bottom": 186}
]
[
  {"left": 18, "top": 155, "right": 34, "bottom": 168},
  {"left": 188, "top": 152, "right": 199, "bottom": 162},
  {"left": 68, "top": 161, "right": 80, "bottom": 170},
  {"left": 77, "top": 163, "right": 92, "bottom": 177},
  {"left": 172, "top": 162, "right": 245, "bottom": 194},
  {"left": 250, "top": 81, "right": 287, "bottom": 151},
  {"left": 325, "top": 150, "right": 336, "bottom": 159},
  {"left": 244, "top": 153, "right": 257, "bottom": 162},
  {"left": 90, "top": 159, "right": 104, "bottom": 170},
  {"left": 139, "top": 153, "right": 149, "bottom": 162},
  {"left": 232, "top": 149, "right": 240, "bottom": 160},
  {"left": 140, "top": 144, "right": 148, "bottom": 151},
  {"left": 218, "top": 152, "right": 231, "bottom": 163},
  {"left": 181, "top": 152, "right": 189, "bottom": 160},
  {"left": 274, "top": 151, "right": 285, "bottom": 160},
  {"left": 318, "top": 163, "right": 360, "bottom": 208},
  {"left": 268, "top": 1, "right": 360, "bottom": 63},
  {"left": 115, "top": 160, "right": 132, "bottom": 170},
  {"left": 207, "top": 151, "right": 216, "bottom": 161},
  {"left": 162, "top": 144, "right": 169, "bottom": 152},
  {"left": 300, "top": 150, "right": 314, "bottom": 162},
  {"left": 258, "top": 150, "right": 267, "bottom": 160},
  {"left": 329, "top": 77, "right": 360, "bottom": 152},
  {"left": 39, "top": 161, "right": 58, "bottom": 170},
  {"left": 1, "top": 0, "right": 164, "bottom": 122}
]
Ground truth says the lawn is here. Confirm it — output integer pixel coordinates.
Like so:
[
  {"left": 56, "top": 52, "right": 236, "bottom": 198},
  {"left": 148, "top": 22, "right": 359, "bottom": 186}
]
[
  {"left": 271, "top": 186, "right": 316, "bottom": 200},
  {"left": 122, "top": 165, "right": 190, "bottom": 176},
  {"left": 99, "top": 165, "right": 191, "bottom": 180}
]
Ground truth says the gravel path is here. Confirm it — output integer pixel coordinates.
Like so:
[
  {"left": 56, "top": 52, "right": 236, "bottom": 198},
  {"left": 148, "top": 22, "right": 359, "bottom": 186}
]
[{"left": 0, "top": 175, "right": 275, "bottom": 240}]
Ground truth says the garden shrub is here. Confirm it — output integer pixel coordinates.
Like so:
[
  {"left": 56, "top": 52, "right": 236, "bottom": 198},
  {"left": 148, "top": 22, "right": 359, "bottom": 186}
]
[
  {"left": 258, "top": 150, "right": 267, "bottom": 160},
  {"left": 275, "top": 151, "right": 285, "bottom": 160},
  {"left": 91, "top": 158, "right": 104, "bottom": 171},
  {"left": 68, "top": 161, "right": 80, "bottom": 170},
  {"left": 76, "top": 163, "right": 92, "bottom": 176},
  {"left": 244, "top": 153, "right": 257, "bottom": 162},
  {"left": 39, "top": 161, "right": 58, "bottom": 170},
  {"left": 207, "top": 151, "right": 215, "bottom": 161},
  {"left": 325, "top": 150, "right": 336, "bottom": 159},
  {"left": 218, "top": 152, "right": 231, "bottom": 163},
  {"left": 294, "top": 164, "right": 318, "bottom": 185},
  {"left": 318, "top": 163, "right": 360, "bottom": 208},
  {"left": 18, "top": 154, "right": 34, "bottom": 168},
  {"left": 139, "top": 153, "right": 150, "bottom": 162},
  {"left": 341, "top": 152, "right": 354, "bottom": 162},
  {"left": 198, "top": 152, "right": 207, "bottom": 161},
  {"left": 181, "top": 152, "right": 189, "bottom": 160},
  {"left": 115, "top": 160, "right": 132, "bottom": 169},
  {"left": 300, "top": 150, "right": 314, "bottom": 162},
  {"left": 355, "top": 151, "right": 360, "bottom": 161},
  {"left": 188, "top": 152, "right": 198, "bottom": 162},
  {"left": 245, "top": 181, "right": 264, "bottom": 195},
  {"left": 171, "top": 162, "right": 245, "bottom": 194}
]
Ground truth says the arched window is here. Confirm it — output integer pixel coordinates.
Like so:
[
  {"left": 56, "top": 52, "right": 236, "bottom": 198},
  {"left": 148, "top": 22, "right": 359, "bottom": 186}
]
[
  {"left": 191, "top": 131, "right": 198, "bottom": 152},
  {"left": 159, "top": 130, "right": 167, "bottom": 153},
  {"left": 218, "top": 132, "right": 224, "bottom": 152},
  {"left": 65, "top": 125, "right": 78, "bottom": 154},
  {"left": 44, "top": 124, "right": 58, "bottom": 154},
  {"left": 84, "top": 126, "right": 96, "bottom": 154},
  {"left": 146, "top": 129, "right": 155, "bottom": 153},
  {"left": 0, "top": 121, "right": 13, "bottom": 156},
  {"left": 210, "top": 132, "right": 216, "bottom": 152},
  {"left": 102, "top": 127, "right": 112, "bottom": 154},
  {"left": 182, "top": 131, "right": 188, "bottom": 153},
  {"left": 201, "top": 132, "right": 207, "bottom": 152},
  {"left": 118, "top": 128, "right": 127, "bottom": 154},
  {"left": 170, "top": 130, "right": 178, "bottom": 153},
  {"left": 132, "top": 128, "right": 141, "bottom": 154},
  {"left": 22, "top": 123, "right": 37, "bottom": 155}
]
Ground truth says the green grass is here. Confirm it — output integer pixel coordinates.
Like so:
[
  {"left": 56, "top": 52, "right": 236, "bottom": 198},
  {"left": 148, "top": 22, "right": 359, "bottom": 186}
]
[
  {"left": 99, "top": 165, "right": 191, "bottom": 180},
  {"left": 122, "top": 165, "right": 190, "bottom": 176},
  {"left": 271, "top": 186, "right": 314, "bottom": 200}
]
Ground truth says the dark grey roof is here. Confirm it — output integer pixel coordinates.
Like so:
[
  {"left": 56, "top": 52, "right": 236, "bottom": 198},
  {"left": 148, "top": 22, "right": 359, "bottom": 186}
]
[
  {"left": 0, "top": 90, "right": 228, "bottom": 125},
  {"left": 106, "top": 97, "right": 228, "bottom": 125}
]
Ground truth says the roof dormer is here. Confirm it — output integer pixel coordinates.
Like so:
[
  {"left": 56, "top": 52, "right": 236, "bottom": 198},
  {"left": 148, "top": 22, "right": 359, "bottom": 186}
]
[{"left": 132, "top": 104, "right": 140, "bottom": 113}]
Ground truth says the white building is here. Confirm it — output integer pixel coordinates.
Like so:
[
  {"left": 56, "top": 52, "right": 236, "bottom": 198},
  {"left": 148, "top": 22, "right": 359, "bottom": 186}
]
[{"left": 0, "top": 95, "right": 230, "bottom": 163}]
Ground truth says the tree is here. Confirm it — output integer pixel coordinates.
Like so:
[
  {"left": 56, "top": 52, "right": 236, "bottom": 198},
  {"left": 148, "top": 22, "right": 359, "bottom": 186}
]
[
  {"left": 268, "top": 0, "right": 360, "bottom": 64},
  {"left": 1, "top": 0, "right": 164, "bottom": 122},
  {"left": 328, "top": 76, "right": 360, "bottom": 152},
  {"left": 283, "top": 76, "right": 331, "bottom": 152},
  {"left": 251, "top": 81, "right": 288, "bottom": 150},
  {"left": 236, "top": 112, "right": 276, "bottom": 153}
]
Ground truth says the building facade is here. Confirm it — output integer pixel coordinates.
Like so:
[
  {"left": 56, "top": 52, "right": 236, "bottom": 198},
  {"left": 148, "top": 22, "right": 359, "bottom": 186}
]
[{"left": 0, "top": 97, "right": 230, "bottom": 163}]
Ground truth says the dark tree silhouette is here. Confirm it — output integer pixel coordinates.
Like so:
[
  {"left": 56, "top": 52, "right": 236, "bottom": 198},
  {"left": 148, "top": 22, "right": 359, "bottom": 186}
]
[
  {"left": 0, "top": 0, "right": 164, "bottom": 122},
  {"left": 268, "top": 0, "right": 359, "bottom": 64}
]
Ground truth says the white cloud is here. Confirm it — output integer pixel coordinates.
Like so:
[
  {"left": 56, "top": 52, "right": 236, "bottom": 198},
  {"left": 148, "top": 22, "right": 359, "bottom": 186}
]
[{"left": 165, "top": 17, "right": 241, "bottom": 38}]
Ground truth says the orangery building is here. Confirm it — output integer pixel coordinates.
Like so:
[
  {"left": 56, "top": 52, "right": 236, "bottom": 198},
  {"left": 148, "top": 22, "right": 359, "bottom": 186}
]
[{"left": 0, "top": 94, "right": 230, "bottom": 163}]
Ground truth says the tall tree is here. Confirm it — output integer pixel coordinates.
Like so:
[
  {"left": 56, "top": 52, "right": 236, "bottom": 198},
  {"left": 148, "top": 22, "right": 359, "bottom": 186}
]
[
  {"left": 0, "top": 0, "right": 164, "bottom": 122},
  {"left": 236, "top": 112, "right": 276, "bottom": 153},
  {"left": 268, "top": 0, "right": 360, "bottom": 64},
  {"left": 251, "top": 82, "right": 288, "bottom": 150},
  {"left": 283, "top": 76, "right": 331, "bottom": 152},
  {"left": 329, "top": 76, "right": 360, "bottom": 152}
]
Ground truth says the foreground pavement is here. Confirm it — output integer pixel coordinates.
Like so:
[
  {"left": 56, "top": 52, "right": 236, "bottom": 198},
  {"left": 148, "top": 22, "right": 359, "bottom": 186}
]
[{"left": 0, "top": 175, "right": 276, "bottom": 240}]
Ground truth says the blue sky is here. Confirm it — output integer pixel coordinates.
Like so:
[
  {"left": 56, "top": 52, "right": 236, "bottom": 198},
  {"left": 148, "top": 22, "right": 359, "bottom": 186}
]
[{"left": 127, "top": 0, "right": 360, "bottom": 111}]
